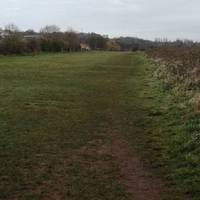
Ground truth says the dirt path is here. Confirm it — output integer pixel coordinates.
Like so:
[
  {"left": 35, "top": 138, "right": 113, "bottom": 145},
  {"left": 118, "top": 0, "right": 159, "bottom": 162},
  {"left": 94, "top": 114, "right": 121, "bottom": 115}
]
[
  {"left": 110, "top": 134, "right": 166, "bottom": 200},
  {"left": 96, "top": 58, "right": 168, "bottom": 200}
]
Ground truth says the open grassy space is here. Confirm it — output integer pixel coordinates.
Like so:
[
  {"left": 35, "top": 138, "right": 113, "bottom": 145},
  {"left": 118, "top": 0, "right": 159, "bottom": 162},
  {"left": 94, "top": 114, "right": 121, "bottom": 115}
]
[{"left": 0, "top": 52, "right": 198, "bottom": 200}]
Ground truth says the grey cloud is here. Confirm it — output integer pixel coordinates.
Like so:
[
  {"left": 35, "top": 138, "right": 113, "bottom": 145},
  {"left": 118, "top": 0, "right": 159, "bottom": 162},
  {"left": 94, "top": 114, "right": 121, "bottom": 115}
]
[{"left": 0, "top": 0, "right": 200, "bottom": 40}]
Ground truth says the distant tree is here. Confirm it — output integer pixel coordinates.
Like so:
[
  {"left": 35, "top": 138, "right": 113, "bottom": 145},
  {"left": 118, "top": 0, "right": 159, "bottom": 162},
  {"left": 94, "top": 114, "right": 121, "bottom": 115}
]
[
  {"left": 106, "top": 40, "right": 121, "bottom": 51},
  {"left": 25, "top": 38, "right": 41, "bottom": 53},
  {"left": 0, "top": 34, "right": 25, "bottom": 54},
  {"left": 40, "top": 33, "right": 66, "bottom": 52},
  {"left": 183, "top": 39, "right": 194, "bottom": 48},
  {"left": 88, "top": 33, "right": 107, "bottom": 50},
  {"left": 64, "top": 30, "right": 80, "bottom": 51},
  {"left": 25, "top": 29, "right": 36, "bottom": 35},
  {"left": 5, "top": 24, "right": 19, "bottom": 33},
  {"left": 40, "top": 25, "right": 60, "bottom": 34},
  {"left": 116, "top": 37, "right": 155, "bottom": 51},
  {"left": 40, "top": 25, "right": 66, "bottom": 52},
  {"left": 0, "top": 27, "right": 3, "bottom": 39},
  {"left": 0, "top": 24, "right": 25, "bottom": 54},
  {"left": 132, "top": 43, "right": 139, "bottom": 51}
]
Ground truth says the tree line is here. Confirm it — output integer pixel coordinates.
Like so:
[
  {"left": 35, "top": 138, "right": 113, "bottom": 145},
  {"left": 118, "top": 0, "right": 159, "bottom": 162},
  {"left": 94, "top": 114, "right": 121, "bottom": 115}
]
[
  {"left": 0, "top": 24, "right": 199, "bottom": 55},
  {"left": 0, "top": 24, "right": 123, "bottom": 55},
  {"left": 0, "top": 24, "right": 106, "bottom": 54}
]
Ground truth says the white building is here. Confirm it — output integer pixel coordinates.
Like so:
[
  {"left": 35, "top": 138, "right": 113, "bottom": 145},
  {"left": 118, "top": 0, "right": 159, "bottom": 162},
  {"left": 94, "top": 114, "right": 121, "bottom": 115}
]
[{"left": 80, "top": 43, "right": 91, "bottom": 51}]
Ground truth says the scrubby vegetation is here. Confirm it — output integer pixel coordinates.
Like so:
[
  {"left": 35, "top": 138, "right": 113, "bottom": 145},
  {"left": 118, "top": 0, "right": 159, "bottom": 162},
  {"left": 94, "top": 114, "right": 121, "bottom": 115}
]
[
  {"left": 147, "top": 47, "right": 200, "bottom": 86},
  {"left": 145, "top": 47, "right": 200, "bottom": 199},
  {"left": 146, "top": 47, "right": 200, "bottom": 106}
]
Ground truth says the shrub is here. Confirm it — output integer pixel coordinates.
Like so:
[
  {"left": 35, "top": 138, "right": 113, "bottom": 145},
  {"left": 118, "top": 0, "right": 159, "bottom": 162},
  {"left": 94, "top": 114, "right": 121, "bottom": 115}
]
[
  {"left": 0, "top": 34, "right": 25, "bottom": 55},
  {"left": 106, "top": 40, "right": 121, "bottom": 51},
  {"left": 25, "top": 38, "right": 41, "bottom": 53}
]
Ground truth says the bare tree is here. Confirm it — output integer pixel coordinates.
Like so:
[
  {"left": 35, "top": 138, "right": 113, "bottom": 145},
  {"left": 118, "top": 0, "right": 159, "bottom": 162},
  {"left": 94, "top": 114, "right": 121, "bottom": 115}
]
[
  {"left": 88, "top": 33, "right": 107, "bottom": 50},
  {"left": 64, "top": 30, "right": 80, "bottom": 51},
  {"left": 5, "top": 24, "right": 19, "bottom": 33},
  {"left": 25, "top": 29, "right": 36, "bottom": 35},
  {"left": 40, "top": 25, "right": 60, "bottom": 34}
]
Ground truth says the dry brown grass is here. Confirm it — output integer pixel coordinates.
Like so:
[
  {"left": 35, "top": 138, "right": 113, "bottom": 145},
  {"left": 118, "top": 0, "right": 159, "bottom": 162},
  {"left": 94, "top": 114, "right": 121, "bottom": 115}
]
[{"left": 147, "top": 47, "right": 200, "bottom": 112}]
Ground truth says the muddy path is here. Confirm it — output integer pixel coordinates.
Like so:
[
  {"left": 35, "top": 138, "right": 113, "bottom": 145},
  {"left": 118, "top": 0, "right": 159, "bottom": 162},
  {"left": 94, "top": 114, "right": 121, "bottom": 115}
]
[{"left": 110, "top": 134, "right": 166, "bottom": 200}]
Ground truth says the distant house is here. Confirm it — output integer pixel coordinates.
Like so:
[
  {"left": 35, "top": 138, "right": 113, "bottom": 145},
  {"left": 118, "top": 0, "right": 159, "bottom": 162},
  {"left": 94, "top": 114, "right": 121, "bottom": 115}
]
[
  {"left": 80, "top": 43, "right": 91, "bottom": 51},
  {"left": 24, "top": 34, "right": 41, "bottom": 39}
]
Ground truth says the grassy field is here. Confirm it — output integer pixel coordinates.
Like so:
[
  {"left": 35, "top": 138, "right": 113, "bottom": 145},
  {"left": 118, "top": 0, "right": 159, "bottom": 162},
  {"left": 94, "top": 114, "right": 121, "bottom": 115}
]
[{"left": 0, "top": 52, "right": 198, "bottom": 200}]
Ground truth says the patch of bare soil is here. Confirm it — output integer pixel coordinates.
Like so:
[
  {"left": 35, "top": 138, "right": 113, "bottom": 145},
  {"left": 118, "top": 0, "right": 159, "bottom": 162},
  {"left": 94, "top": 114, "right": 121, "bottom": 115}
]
[{"left": 111, "top": 134, "right": 167, "bottom": 200}]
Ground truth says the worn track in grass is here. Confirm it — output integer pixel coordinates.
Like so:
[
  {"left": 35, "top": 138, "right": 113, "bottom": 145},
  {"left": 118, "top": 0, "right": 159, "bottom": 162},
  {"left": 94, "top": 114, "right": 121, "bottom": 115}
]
[{"left": 0, "top": 52, "right": 187, "bottom": 200}]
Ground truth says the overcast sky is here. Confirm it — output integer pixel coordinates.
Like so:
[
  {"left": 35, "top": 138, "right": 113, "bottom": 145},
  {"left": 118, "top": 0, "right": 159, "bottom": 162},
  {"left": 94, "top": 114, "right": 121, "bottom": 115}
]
[{"left": 1, "top": 0, "right": 200, "bottom": 40}]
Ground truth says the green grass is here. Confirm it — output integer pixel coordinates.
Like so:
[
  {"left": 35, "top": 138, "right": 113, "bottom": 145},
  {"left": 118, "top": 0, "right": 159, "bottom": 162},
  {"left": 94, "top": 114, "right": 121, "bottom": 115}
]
[
  {"left": 0, "top": 52, "right": 199, "bottom": 199},
  {"left": 0, "top": 52, "right": 132, "bottom": 200},
  {"left": 123, "top": 54, "right": 200, "bottom": 200}
]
